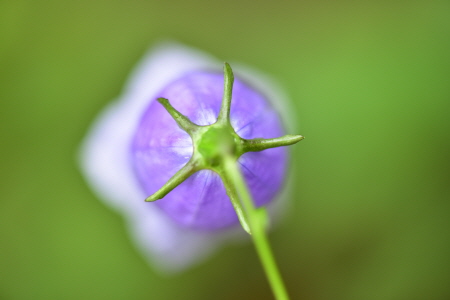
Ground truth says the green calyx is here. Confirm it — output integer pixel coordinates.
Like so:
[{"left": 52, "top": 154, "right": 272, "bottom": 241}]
[
  {"left": 197, "top": 125, "right": 240, "bottom": 167},
  {"left": 145, "top": 62, "right": 304, "bottom": 234}
]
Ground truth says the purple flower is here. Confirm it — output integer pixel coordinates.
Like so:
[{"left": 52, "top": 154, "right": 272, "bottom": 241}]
[
  {"left": 132, "top": 71, "right": 287, "bottom": 231},
  {"left": 80, "top": 42, "right": 294, "bottom": 272}
]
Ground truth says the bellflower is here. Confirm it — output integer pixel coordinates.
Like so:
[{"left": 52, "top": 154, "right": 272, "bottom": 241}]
[{"left": 80, "top": 42, "right": 295, "bottom": 272}]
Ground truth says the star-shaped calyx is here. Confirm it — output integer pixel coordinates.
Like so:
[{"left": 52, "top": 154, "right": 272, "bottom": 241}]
[{"left": 145, "top": 63, "right": 304, "bottom": 234}]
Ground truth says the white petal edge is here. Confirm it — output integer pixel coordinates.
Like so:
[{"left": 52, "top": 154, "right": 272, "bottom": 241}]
[{"left": 78, "top": 41, "right": 295, "bottom": 273}]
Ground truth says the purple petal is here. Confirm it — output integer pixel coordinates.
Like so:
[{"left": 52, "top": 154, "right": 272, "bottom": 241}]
[
  {"left": 131, "top": 72, "right": 288, "bottom": 230},
  {"left": 79, "top": 41, "right": 293, "bottom": 272}
]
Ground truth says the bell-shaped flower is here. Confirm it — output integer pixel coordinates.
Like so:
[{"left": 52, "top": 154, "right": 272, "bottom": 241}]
[{"left": 79, "top": 42, "right": 296, "bottom": 272}]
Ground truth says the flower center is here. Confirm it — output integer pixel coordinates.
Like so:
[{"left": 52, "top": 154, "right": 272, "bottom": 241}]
[{"left": 197, "top": 125, "right": 240, "bottom": 168}]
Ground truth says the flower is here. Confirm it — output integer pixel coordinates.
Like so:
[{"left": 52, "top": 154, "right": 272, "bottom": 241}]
[{"left": 79, "top": 42, "right": 294, "bottom": 272}]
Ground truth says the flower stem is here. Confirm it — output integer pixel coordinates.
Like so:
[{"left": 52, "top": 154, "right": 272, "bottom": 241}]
[{"left": 222, "top": 155, "right": 290, "bottom": 300}]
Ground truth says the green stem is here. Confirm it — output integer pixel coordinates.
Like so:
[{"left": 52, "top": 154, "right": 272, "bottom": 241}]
[{"left": 222, "top": 156, "right": 290, "bottom": 300}]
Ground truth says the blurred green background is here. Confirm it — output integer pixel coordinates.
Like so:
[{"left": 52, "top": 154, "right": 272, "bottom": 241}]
[{"left": 1, "top": 0, "right": 449, "bottom": 299}]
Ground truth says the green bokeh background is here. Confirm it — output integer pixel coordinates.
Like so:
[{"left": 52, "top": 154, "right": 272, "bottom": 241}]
[{"left": 1, "top": 1, "right": 449, "bottom": 299}]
